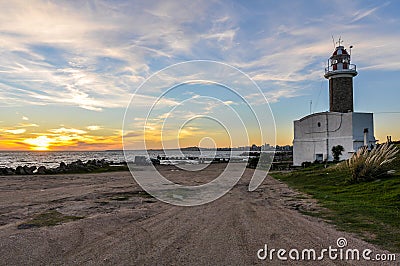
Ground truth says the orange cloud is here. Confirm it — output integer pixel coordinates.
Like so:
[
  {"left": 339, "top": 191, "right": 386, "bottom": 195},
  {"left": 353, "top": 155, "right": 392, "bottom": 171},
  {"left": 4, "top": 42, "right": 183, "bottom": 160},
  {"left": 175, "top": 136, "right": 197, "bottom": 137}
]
[
  {"left": 5, "top": 129, "right": 26, "bottom": 134},
  {"left": 0, "top": 126, "right": 123, "bottom": 151}
]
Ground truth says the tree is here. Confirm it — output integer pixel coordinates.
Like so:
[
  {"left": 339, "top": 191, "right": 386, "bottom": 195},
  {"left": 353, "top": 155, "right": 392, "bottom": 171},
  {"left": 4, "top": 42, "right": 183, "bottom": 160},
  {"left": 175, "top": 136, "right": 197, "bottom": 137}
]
[{"left": 332, "top": 145, "right": 344, "bottom": 162}]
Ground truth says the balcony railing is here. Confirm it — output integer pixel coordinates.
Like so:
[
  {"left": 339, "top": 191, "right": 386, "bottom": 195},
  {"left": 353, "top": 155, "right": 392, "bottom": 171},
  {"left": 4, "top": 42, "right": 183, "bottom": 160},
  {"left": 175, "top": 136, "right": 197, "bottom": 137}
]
[{"left": 325, "top": 64, "right": 356, "bottom": 74}]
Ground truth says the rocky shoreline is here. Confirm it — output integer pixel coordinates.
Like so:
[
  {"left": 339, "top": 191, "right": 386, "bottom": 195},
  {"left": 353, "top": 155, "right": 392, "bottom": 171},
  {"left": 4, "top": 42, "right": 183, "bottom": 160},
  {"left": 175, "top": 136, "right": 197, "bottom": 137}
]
[{"left": 0, "top": 159, "right": 128, "bottom": 175}]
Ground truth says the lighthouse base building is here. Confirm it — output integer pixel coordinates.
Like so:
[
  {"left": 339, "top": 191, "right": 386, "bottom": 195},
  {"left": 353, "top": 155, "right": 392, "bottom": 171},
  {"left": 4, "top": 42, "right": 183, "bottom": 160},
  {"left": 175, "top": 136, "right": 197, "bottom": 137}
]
[
  {"left": 293, "top": 112, "right": 375, "bottom": 165},
  {"left": 293, "top": 42, "right": 376, "bottom": 166}
]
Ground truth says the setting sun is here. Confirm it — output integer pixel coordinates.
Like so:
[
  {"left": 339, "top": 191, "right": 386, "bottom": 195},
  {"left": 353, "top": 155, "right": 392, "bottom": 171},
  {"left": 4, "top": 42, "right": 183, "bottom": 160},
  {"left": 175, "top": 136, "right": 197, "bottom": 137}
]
[{"left": 23, "top": 136, "right": 53, "bottom": 151}]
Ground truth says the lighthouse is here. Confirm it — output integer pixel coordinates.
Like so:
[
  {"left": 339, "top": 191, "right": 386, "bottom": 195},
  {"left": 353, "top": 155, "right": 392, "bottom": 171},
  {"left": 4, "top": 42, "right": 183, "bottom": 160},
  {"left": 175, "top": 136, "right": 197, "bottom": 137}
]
[
  {"left": 292, "top": 40, "right": 376, "bottom": 166},
  {"left": 324, "top": 40, "right": 357, "bottom": 113}
]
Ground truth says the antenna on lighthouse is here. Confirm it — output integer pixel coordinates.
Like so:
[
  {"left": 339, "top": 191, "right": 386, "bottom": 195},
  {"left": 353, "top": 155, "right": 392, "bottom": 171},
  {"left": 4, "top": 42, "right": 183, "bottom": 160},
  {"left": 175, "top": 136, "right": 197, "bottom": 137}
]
[
  {"left": 336, "top": 36, "right": 343, "bottom": 46},
  {"left": 331, "top": 35, "right": 335, "bottom": 48},
  {"left": 349, "top": 45, "right": 353, "bottom": 57}
]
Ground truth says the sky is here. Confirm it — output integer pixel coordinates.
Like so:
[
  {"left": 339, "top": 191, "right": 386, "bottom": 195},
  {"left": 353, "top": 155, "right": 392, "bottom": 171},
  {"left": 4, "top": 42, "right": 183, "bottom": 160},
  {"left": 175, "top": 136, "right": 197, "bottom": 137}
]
[{"left": 0, "top": 0, "right": 399, "bottom": 151}]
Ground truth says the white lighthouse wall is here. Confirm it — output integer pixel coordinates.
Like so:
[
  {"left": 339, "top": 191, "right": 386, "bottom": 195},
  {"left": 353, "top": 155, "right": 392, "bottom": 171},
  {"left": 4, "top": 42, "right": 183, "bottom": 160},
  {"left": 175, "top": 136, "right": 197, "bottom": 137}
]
[
  {"left": 351, "top": 112, "right": 376, "bottom": 151},
  {"left": 293, "top": 112, "right": 375, "bottom": 166}
]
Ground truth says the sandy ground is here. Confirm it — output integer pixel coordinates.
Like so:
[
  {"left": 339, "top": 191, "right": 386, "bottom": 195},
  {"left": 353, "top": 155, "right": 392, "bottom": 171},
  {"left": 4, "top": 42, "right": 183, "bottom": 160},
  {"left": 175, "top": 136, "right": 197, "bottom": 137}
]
[{"left": 0, "top": 164, "right": 397, "bottom": 265}]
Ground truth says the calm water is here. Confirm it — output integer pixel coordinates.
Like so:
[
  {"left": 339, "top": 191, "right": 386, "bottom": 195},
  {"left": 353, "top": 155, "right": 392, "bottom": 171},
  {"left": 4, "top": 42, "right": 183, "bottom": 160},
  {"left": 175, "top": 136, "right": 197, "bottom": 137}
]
[{"left": 0, "top": 150, "right": 243, "bottom": 168}]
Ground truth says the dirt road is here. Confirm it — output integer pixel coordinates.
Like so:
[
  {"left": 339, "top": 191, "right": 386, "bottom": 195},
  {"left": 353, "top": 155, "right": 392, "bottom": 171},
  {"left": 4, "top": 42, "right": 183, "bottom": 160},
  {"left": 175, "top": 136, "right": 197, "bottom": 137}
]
[{"left": 0, "top": 165, "right": 395, "bottom": 265}]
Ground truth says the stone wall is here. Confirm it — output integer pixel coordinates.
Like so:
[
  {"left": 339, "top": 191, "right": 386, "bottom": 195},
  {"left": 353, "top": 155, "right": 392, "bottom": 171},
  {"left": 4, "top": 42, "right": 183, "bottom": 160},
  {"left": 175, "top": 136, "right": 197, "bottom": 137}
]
[{"left": 329, "top": 77, "right": 353, "bottom": 113}]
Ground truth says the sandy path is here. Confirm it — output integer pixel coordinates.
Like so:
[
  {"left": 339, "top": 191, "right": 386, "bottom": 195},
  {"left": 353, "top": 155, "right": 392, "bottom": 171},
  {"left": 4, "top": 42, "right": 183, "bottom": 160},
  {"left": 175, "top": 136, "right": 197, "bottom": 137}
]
[{"left": 0, "top": 165, "right": 395, "bottom": 265}]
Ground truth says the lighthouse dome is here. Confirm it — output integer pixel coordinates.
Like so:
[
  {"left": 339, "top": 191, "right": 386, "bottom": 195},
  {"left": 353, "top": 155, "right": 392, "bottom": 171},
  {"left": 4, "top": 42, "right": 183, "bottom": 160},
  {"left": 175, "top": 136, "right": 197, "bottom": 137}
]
[{"left": 332, "top": 46, "right": 348, "bottom": 56}]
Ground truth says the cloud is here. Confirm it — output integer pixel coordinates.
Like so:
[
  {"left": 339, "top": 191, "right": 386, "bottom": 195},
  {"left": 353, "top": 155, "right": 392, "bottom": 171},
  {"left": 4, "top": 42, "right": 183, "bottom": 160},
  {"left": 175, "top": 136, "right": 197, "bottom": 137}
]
[
  {"left": 86, "top": 125, "right": 102, "bottom": 131},
  {"left": 351, "top": 2, "right": 390, "bottom": 23},
  {"left": 17, "top": 123, "right": 39, "bottom": 128},
  {"left": 201, "top": 28, "right": 238, "bottom": 50},
  {"left": 5, "top": 129, "right": 26, "bottom": 134},
  {"left": 0, "top": 0, "right": 200, "bottom": 111},
  {"left": 0, "top": 0, "right": 399, "bottom": 117},
  {"left": 263, "top": 88, "right": 301, "bottom": 103},
  {"left": 22, "top": 116, "right": 29, "bottom": 121},
  {"left": 222, "top": 100, "right": 237, "bottom": 105},
  {"left": 123, "top": 131, "right": 142, "bottom": 138},
  {"left": 49, "top": 127, "right": 87, "bottom": 135}
]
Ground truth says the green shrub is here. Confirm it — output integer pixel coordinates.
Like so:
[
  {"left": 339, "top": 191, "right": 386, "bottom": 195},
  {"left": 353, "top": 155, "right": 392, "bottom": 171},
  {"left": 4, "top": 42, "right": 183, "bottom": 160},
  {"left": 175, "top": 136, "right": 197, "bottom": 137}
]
[
  {"left": 247, "top": 157, "right": 259, "bottom": 169},
  {"left": 332, "top": 145, "right": 344, "bottom": 162}
]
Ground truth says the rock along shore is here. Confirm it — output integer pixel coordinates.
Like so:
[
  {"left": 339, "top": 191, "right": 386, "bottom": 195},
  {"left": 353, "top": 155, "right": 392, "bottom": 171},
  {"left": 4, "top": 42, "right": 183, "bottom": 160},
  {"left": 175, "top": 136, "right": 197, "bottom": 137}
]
[{"left": 0, "top": 159, "right": 128, "bottom": 175}]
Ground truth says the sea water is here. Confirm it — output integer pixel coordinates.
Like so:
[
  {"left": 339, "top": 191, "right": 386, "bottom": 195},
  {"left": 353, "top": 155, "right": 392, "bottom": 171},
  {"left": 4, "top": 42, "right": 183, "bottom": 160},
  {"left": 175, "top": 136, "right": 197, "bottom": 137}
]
[{"left": 0, "top": 150, "right": 243, "bottom": 168}]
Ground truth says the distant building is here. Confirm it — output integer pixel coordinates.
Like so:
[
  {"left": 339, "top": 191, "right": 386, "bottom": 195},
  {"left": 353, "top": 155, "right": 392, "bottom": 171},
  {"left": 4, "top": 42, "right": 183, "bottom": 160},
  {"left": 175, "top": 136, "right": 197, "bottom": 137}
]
[
  {"left": 293, "top": 41, "right": 376, "bottom": 166},
  {"left": 261, "top": 143, "right": 271, "bottom": 151},
  {"left": 275, "top": 145, "right": 292, "bottom": 151}
]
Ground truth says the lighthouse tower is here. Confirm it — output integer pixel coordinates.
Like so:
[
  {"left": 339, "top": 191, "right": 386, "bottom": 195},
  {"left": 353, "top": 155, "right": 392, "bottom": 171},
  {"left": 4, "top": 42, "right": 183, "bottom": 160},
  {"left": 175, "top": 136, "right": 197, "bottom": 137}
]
[
  {"left": 292, "top": 39, "right": 376, "bottom": 166},
  {"left": 324, "top": 40, "right": 357, "bottom": 113}
]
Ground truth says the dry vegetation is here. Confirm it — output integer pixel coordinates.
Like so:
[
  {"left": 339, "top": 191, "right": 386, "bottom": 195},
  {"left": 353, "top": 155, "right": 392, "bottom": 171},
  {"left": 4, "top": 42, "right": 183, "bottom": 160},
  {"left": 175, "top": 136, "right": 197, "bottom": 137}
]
[{"left": 339, "top": 142, "right": 399, "bottom": 183}]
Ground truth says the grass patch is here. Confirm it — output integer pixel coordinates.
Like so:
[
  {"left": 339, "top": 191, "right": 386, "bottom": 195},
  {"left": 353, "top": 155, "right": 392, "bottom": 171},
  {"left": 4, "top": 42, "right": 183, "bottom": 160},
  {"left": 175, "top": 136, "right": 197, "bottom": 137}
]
[
  {"left": 271, "top": 157, "right": 400, "bottom": 253},
  {"left": 111, "top": 195, "right": 130, "bottom": 201},
  {"left": 86, "top": 165, "right": 130, "bottom": 173},
  {"left": 18, "top": 210, "right": 84, "bottom": 229},
  {"left": 131, "top": 190, "right": 153, "bottom": 198},
  {"left": 109, "top": 190, "right": 153, "bottom": 201}
]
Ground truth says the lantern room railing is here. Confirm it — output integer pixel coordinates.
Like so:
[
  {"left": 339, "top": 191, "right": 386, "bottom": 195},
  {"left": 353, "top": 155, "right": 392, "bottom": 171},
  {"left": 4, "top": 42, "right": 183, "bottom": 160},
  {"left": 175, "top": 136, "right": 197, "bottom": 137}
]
[{"left": 325, "top": 63, "right": 356, "bottom": 74}]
